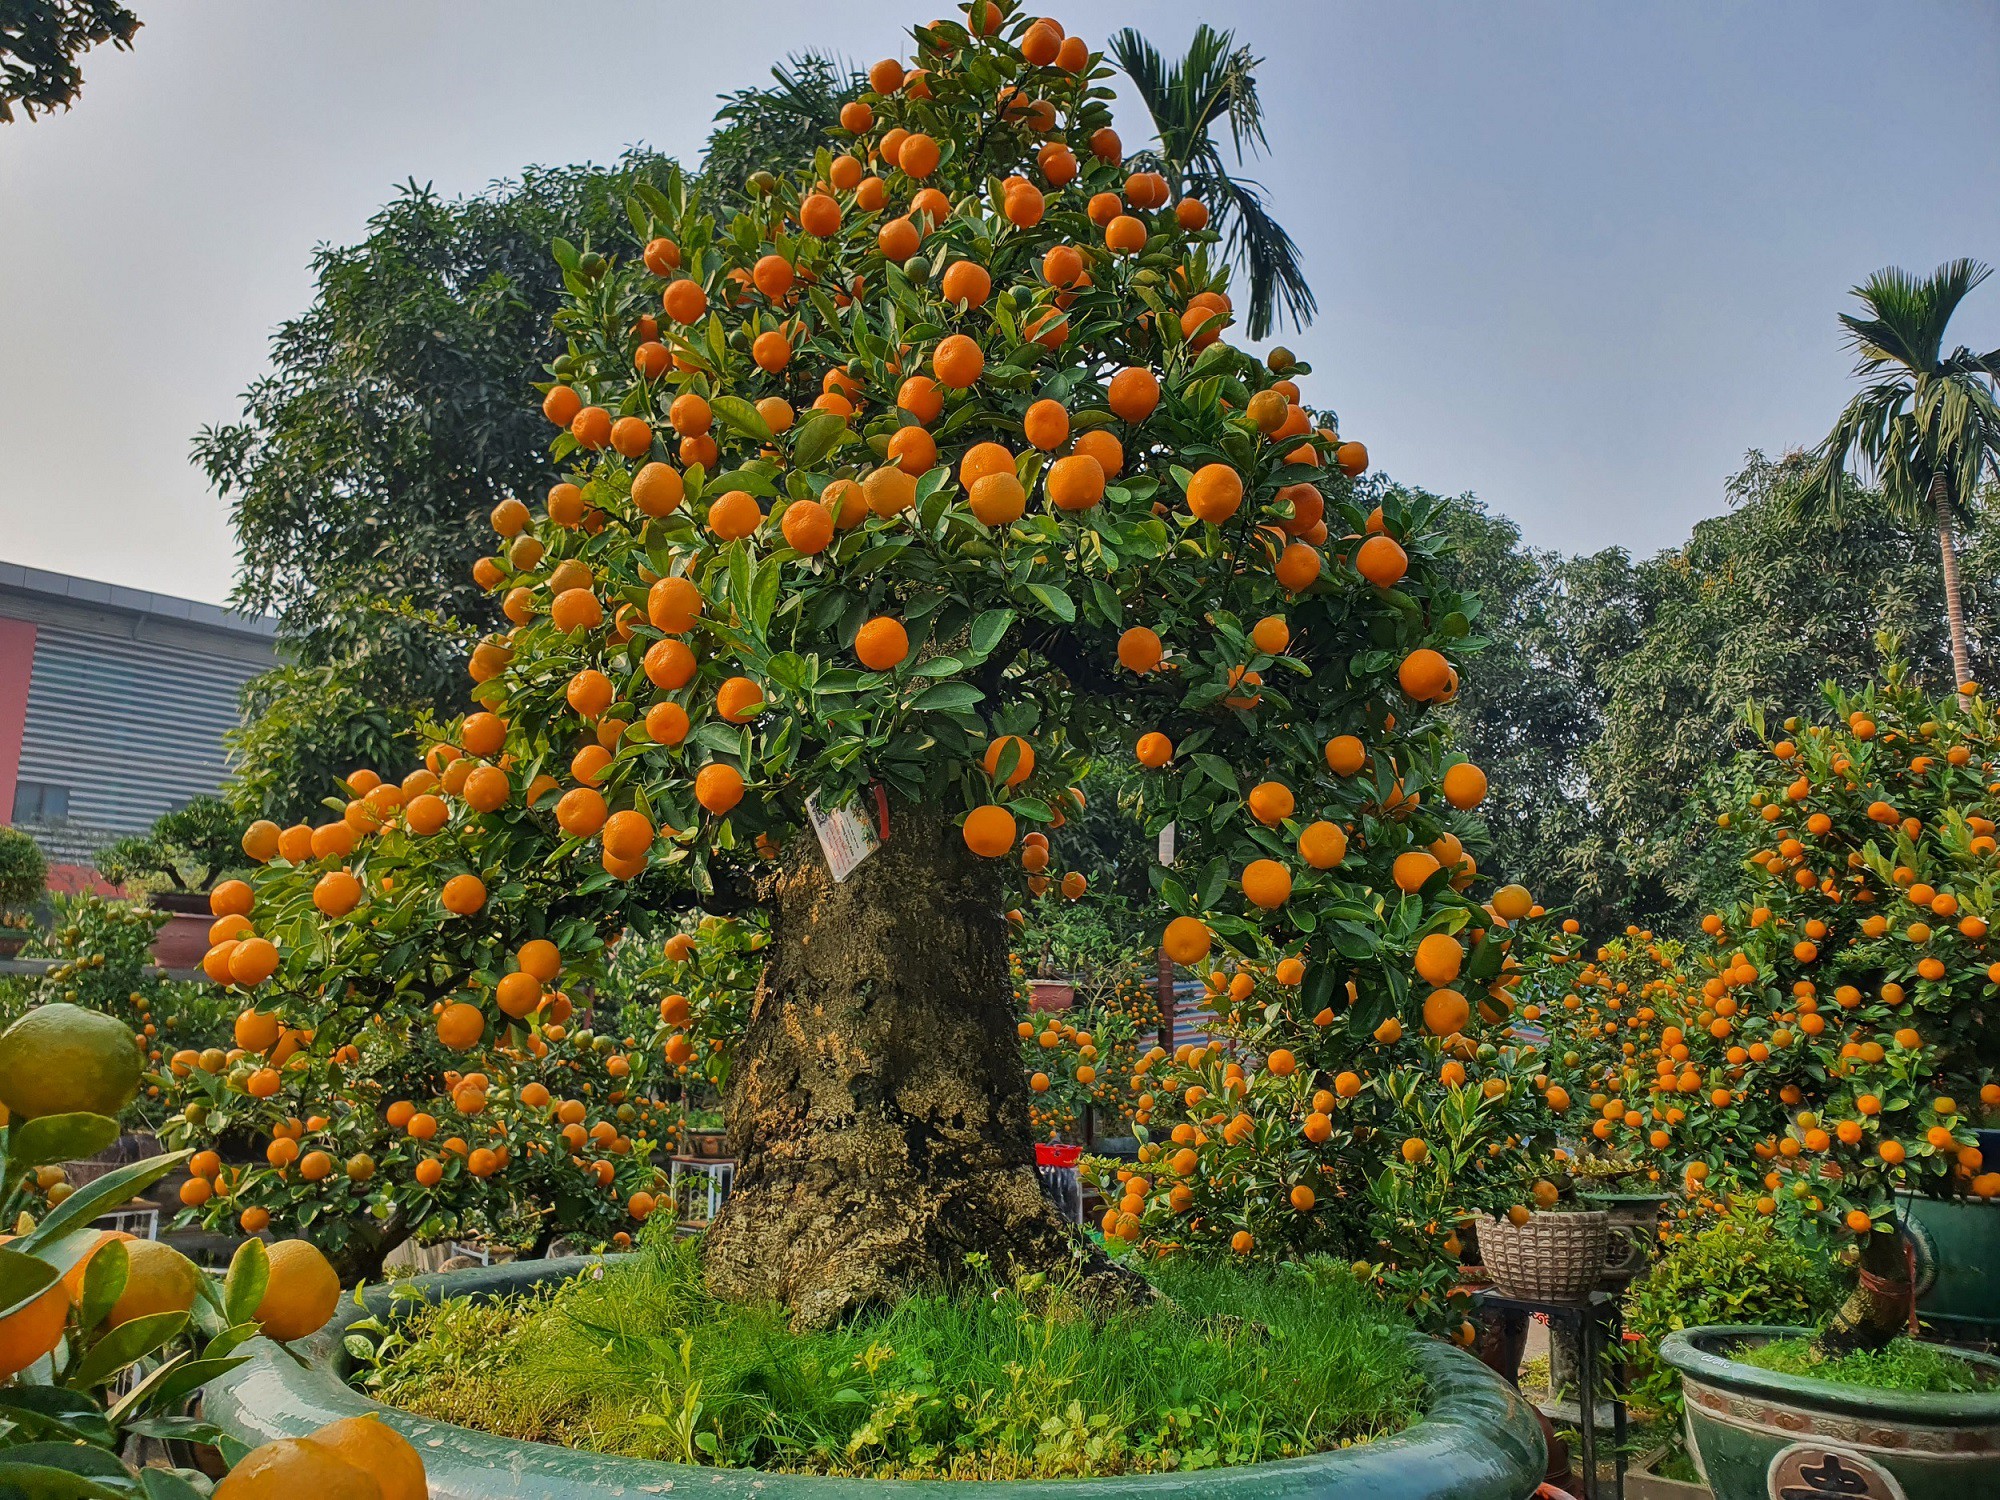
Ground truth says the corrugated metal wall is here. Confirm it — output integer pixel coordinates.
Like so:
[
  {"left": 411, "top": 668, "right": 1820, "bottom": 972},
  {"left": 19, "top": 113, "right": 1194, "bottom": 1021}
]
[{"left": 15, "top": 623, "right": 267, "bottom": 862}]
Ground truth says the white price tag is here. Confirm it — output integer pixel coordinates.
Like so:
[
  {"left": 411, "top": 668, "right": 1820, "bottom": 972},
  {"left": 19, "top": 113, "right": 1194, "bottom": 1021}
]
[{"left": 807, "top": 793, "right": 880, "bottom": 883}]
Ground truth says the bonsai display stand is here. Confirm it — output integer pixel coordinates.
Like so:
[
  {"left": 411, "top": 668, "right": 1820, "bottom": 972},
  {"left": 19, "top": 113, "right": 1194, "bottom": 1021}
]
[
  {"left": 668, "top": 1154, "right": 735, "bottom": 1231},
  {"left": 1474, "top": 1287, "right": 1628, "bottom": 1500}
]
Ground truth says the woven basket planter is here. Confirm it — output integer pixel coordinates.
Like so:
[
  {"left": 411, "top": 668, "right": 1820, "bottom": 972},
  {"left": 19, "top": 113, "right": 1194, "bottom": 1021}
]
[{"left": 1479, "top": 1209, "right": 1610, "bottom": 1301}]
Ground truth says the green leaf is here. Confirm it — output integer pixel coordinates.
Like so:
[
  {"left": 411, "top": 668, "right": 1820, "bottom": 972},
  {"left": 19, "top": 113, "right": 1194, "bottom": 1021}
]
[
  {"left": 791, "top": 409, "right": 848, "bottom": 470},
  {"left": 112, "top": 1352, "right": 249, "bottom": 1424},
  {"left": 223, "top": 1238, "right": 268, "bottom": 1328},
  {"left": 709, "top": 395, "right": 773, "bottom": 443},
  {"left": 968, "top": 609, "right": 1015, "bottom": 659},
  {"left": 0, "top": 1447, "right": 128, "bottom": 1482},
  {"left": 908, "top": 682, "right": 985, "bottom": 713},
  {"left": 71, "top": 1311, "right": 189, "bottom": 1392},
  {"left": 0, "top": 1245, "right": 60, "bottom": 1320},
  {"left": 77, "top": 1238, "right": 128, "bottom": 1332},
  {"left": 1191, "top": 754, "right": 1240, "bottom": 795},
  {"left": 1197, "top": 857, "right": 1228, "bottom": 910},
  {"left": 0, "top": 1385, "right": 113, "bottom": 1446},
  {"left": 9, "top": 1114, "right": 120, "bottom": 1172},
  {"left": 705, "top": 468, "right": 777, "bottom": 498},
  {"left": 1024, "top": 584, "right": 1075, "bottom": 622},
  {"left": 139, "top": 1468, "right": 209, "bottom": 1500},
  {"left": 0, "top": 1459, "right": 132, "bottom": 1499}
]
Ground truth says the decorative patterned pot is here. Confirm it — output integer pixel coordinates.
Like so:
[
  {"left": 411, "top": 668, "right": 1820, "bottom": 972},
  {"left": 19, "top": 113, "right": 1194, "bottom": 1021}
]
[
  {"left": 1479, "top": 1210, "right": 1611, "bottom": 1302},
  {"left": 1658, "top": 1325, "right": 2000, "bottom": 1500},
  {"left": 201, "top": 1258, "right": 1549, "bottom": 1499},
  {"left": 1580, "top": 1190, "right": 1669, "bottom": 1290},
  {"left": 1898, "top": 1191, "right": 2000, "bottom": 1332}
]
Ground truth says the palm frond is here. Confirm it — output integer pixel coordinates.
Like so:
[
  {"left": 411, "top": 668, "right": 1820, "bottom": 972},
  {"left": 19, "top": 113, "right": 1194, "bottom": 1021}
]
[
  {"left": 1843, "top": 259, "right": 1992, "bottom": 375},
  {"left": 1112, "top": 25, "right": 1315, "bottom": 335},
  {"left": 1186, "top": 162, "right": 1316, "bottom": 339},
  {"left": 1106, "top": 29, "right": 1172, "bottom": 133}
]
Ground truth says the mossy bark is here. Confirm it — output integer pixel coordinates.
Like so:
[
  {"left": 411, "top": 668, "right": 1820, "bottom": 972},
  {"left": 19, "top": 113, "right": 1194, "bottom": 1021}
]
[
  {"left": 701, "top": 800, "right": 1133, "bottom": 1329},
  {"left": 1812, "top": 1228, "right": 1911, "bottom": 1357}
]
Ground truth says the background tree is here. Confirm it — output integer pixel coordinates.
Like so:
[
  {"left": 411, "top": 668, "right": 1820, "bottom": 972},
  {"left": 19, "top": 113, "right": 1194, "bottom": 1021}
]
[
  {"left": 1421, "top": 483, "right": 1621, "bottom": 917},
  {"left": 1802, "top": 259, "right": 2000, "bottom": 686},
  {"left": 704, "top": 51, "right": 865, "bottom": 207},
  {"left": 1572, "top": 452, "right": 1999, "bottom": 930},
  {"left": 0, "top": 0, "right": 138, "bottom": 122},
  {"left": 1107, "top": 24, "right": 1314, "bottom": 340},
  {"left": 197, "top": 156, "right": 680, "bottom": 822}
]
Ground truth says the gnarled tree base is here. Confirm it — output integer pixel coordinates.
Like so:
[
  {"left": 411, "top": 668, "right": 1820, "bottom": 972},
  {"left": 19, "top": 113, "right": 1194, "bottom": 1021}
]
[
  {"left": 700, "top": 799, "right": 1142, "bottom": 1329},
  {"left": 1812, "top": 1227, "right": 1913, "bottom": 1358}
]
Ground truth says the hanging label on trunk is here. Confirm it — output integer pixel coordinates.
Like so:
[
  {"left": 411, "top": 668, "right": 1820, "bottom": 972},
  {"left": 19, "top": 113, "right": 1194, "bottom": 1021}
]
[
  {"left": 1158, "top": 821, "right": 1176, "bottom": 864},
  {"left": 807, "top": 793, "right": 880, "bottom": 883}
]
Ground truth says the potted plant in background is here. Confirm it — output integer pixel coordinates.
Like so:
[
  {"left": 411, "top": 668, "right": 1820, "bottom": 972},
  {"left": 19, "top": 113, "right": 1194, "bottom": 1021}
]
[
  {"left": 1622, "top": 1208, "right": 1846, "bottom": 1499},
  {"left": 1649, "top": 665, "right": 2000, "bottom": 1499},
  {"left": 1569, "top": 1151, "right": 1671, "bottom": 1290},
  {"left": 0, "top": 826, "right": 46, "bottom": 958},
  {"left": 95, "top": 795, "right": 247, "bottom": 972}
]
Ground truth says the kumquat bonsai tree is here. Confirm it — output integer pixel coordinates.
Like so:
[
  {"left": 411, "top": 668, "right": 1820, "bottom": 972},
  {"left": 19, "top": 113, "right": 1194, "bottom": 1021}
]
[
  {"left": 1646, "top": 648, "right": 2000, "bottom": 1354},
  {"left": 181, "top": 0, "right": 1542, "bottom": 1330}
]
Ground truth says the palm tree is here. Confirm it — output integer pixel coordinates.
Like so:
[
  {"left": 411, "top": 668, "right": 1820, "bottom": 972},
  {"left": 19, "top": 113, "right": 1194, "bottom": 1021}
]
[
  {"left": 1107, "top": 26, "right": 1314, "bottom": 341},
  {"left": 1800, "top": 260, "right": 2000, "bottom": 686}
]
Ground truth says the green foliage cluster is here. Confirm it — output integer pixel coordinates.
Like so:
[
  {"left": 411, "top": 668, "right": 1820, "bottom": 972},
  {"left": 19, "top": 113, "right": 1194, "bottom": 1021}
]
[
  {"left": 0, "top": 828, "right": 47, "bottom": 912},
  {"left": 0, "top": 0, "right": 138, "bottom": 123},
  {"left": 1738, "top": 1335, "right": 1997, "bottom": 1393},
  {"left": 704, "top": 52, "right": 865, "bottom": 209},
  {"left": 359, "top": 1235, "right": 1421, "bottom": 1479},
  {"left": 1428, "top": 454, "right": 2000, "bottom": 931},
  {"left": 198, "top": 154, "right": 683, "bottom": 823},
  {"left": 94, "top": 796, "right": 244, "bottom": 894},
  {"left": 1624, "top": 1211, "right": 1847, "bottom": 1421}
]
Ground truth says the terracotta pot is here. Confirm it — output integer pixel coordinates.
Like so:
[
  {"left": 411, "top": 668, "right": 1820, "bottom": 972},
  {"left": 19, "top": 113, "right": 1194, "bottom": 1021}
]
[
  {"left": 149, "top": 890, "right": 213, "bottom": 973},
  {"left": 1028, "top": 978, "right": 1074, "bottom": 1013}
]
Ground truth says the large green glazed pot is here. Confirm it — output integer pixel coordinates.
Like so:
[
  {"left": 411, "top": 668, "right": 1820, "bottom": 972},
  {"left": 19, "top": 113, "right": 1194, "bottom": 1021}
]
[
  {"left": 1898, "top": 1192, "right": 2000, "bottom": 1331},
  {"left": 201, "top": 1257, "right": 1547, "bottom": 1499},
  {"left": 1658, "top": 1325, "right": 2000, "bottom": 1500}
]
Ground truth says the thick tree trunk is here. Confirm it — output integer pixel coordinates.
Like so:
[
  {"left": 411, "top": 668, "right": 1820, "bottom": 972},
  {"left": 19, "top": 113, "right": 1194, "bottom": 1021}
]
[
  {"left": 1933, "top": 471, "right": 1973, "bottom": 688},
  {"left": 1811, "top": 1228, "right": 1911, "bottom": 1357},
  {"left": 701, "top": 800, "right": 1135, "bottom": 1329}
]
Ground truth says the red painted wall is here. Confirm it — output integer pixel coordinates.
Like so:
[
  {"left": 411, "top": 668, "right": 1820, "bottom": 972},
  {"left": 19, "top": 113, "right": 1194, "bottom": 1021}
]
[{"left": 0, "top": 616, "right": 34, "bottom": 825}]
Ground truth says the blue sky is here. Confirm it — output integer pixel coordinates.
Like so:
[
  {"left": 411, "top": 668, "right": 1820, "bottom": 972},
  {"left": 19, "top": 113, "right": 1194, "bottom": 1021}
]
[{"left": 1, "top": 0, "right": 1994, "bottom": 607}]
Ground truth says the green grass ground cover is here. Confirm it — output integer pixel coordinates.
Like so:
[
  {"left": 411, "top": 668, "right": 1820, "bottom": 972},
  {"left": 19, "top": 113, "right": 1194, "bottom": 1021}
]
[
  {"left": 1738, "top": 1336, "right": 1996, "bottom": 1394},
  {"left": 358, "top": 1236, "right": 1424, "bottom": 1479}
]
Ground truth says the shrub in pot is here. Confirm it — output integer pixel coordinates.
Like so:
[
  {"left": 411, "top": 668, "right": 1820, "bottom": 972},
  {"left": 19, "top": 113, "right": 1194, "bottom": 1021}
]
[
  {"left": 1628, "top": 663, "right": 2000, "bottom": 1497},
  {"left": 1623, "top": 1206, "right": 1846, "bottom": 1429},
  {"left": 170, "top": 3, "right": 1566, "bottom": 1487}
]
